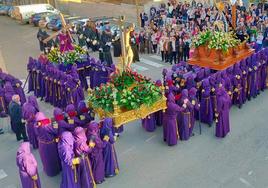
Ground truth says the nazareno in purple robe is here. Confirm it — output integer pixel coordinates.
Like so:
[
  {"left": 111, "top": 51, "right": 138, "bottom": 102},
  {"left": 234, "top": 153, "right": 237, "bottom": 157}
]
[
  {"left": 65, "top": 75, "right": 85, "bottom": 108},
  {"left": 16, "top": 142, "right": 41, "bottom": 188},
  {"left": 233, "top": 63, "right": 243, "bottom": 108},
  {"left": 188, "top": 87, "right": 200, "bottom": 136},
  {"left": 209, "top": 74, "right": 217, "bottom": 117},
  {"left": 177, "top": 89, "right": 194, "bottom": 141},
  {"left": 12, "top": 78, "right": 26, "bottom": 105},
  {"left": 77, "top": 101, "right": 94, "bottom": 128},
  {"left": 100, "top": 118, "right": 119, "bottom": 177},
  {"left": 87, "top": 122, "right": 105, "bottom": 184},
  {"left": 259, "top": 50, "right": 268, "bottom": 91},
  {"left": 58, "top": 131, "right": 80, "bottom": 188},
  {"left": 239, "top": 59, "right": 248, "bottom": 104},
  {"left": 163, "top": 92, "right": 182, "bottom": 146},
  {"left": 256, "top": 53, "right": 262, "bottom": 94},
  {"left": 59, "top": 72, "right": 68, "bottom": 108},
  {"left": 200, "top": 79, "right": 213, "bottom": 126},
  {"left": 153, "top": 80, "right": 163, "bottom": 126},
  {"left": 28, "top": 96, "right": 40, "bottom": 113},
  {"left": 0, "top": 86, "right": 7, "bottom": 115},
  {"left": 221, "top": 70, "right": 233, "bottom": 101},
  {"left": 4, "top": 81, "right": 15, "bottom": 109},
  {"left": 215, "top": 87, "right": 231, "bottom": 138},
  {"left": 27, "top": 57, "right": 35, "bottom": 92},
  {"left": 247, "top": 56, "right": 258, "bottom": 99},
  {"left": 35, "top": 112, "right": 61, "bottom": 177},
  {"left": 142, "top": 113, "right": 157, "bottom": 132},
  {"left": 53, "top": 107, "right": 75, "bottom": 135},
  {"left": 22, "top": 102, "right": 38, "bottom": 149},
  {"left": 66, "top": 104, "right": 85, "bottom": 128},
  {"left": 73, "top": 127, "right": 96, "bottom": 188}
]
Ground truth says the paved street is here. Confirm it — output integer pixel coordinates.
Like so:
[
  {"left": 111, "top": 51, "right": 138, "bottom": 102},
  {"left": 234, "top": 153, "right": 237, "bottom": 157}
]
[{"left": 1, "top": 15, "right": 268, "bottom": 188}]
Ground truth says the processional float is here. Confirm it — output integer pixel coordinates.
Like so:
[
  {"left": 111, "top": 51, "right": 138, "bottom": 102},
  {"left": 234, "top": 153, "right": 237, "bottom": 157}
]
[
  {"left": 188, "top": 0, "right": 255, "bottom": 70},
  {"left": 87, "top": 16, "right": 167, "bottom": 128}
]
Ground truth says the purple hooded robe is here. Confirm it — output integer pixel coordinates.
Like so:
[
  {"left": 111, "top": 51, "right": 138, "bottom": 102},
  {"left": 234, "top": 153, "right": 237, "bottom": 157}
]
[
  {"left": 22, "top": 101, "right": 38, "bottom": 149},
  {"left": 35, "top": 112, "right": 61, "bottom": 177},
  {"left": 77, "top": 101, "right": 94, "bottom": 127},
  {"left": 27, "top": 57, "right": 35, "bottom": 92},
  {"left": 200, "top": 79, "right": 213, "bottom": 126},
  {"left": 86, "top": 122, "right": 105, "bottom": 183},
  {"left": 73, "top": 127, "right": 96, "bottom": 188},
  {"left": 209, "top": 74, "right": 217, "bottom": 116},
  {"left": 58, "top": 131, "right": 80, "bottom": 188},
  {"left": 11, "top": 78, "right": 26, "bottom": 105},
  {"left": 247, "top": 56, "right": 258, "bottom": 99},
  {"left": 233, "top": 63, "right": 243, "bottom": 107},
  {"left": 163, "top": 93, "right": 182, "bottom": 146},
  {"left": 142, "top": 113, "right": 157, "bottom": 132},
  {"left": 16, "top": 142, "right": 41, "bottom": 188},
  {"left": 4, "top": 82, "right": 15, "bottom": 109},
  {"left": 66, "top": 104, "right": 85, "bottom": 128},
  {"left": 53, "top": 108, "right": 75, "bottom": 135},
  {"left": 215, "top": 87, "right": 231, "bottom": 138},
  {"left": 259, "top": 50, "right": 267, "bottom": 91},
  {"left": 177, "top": 89, "right": 193, "bottom": 140},
  {"left": 100, "top": 118, "right": 119, "bottom": 177},
  {"left": 240, "top": 59, "right": 249, "bottom": 103},
  {"left": 188, "top": 87, "right": 200, "bottom": 136}
]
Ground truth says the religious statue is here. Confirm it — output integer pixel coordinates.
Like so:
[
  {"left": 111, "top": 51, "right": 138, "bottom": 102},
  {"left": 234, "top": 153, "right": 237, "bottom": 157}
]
[
  {"left": 58, "top": 28, "right": 74, "bottom": 53},
  {"left": 213, "top": 1, "right": 229, "bottom": 32},
  {"left": 116, "top": 16, "right": 134, "bottom": 73},
  {"left": 125, "top": 24, "right": 134, "bottom": 69}
]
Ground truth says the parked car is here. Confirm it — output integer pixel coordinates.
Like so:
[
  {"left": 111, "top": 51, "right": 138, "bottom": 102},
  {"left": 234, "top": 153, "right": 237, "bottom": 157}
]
[
  {"left": 0, "top": 5, "right": 12, "bottom": 15},
  {"left": 13, "top": 4, "right": 60, "bottom": 24},
  {"left": 30, "top": 12, "right": 53, "bottom": 26},
  {"left": 7, "top": 6, "right": 14, "bottom": 17},
  {"left": 47, "top": 16, "right": 80, "bottom": 31}
]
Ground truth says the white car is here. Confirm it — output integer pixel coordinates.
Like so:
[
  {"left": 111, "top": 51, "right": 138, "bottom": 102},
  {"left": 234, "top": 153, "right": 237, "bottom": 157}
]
[{"left": 13, "top": 4, "right": 60, "bottom": 24}]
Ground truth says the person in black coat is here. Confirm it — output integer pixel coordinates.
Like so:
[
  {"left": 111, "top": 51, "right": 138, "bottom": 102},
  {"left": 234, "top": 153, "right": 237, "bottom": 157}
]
[
  {"left": 84, "top": 20, "right": 99, "bottom": 52},
  {"left": 99, "top": 28, "right": 113, "bottom": 67},
  {"left": 8, "top": 95, "right": 28, "bottom": 141},
  {"left": 130, "top": 31, "right": 140, "bottom": 62},
  {"left": 112, "top": 34, "right": 122, "bottom": 57},
  {"left": 37, "top": 28, "right": 48, "bottom": 53}
]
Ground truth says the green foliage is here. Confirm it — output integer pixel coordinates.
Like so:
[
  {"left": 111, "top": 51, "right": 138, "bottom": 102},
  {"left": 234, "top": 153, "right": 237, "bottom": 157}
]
[
  {"left": 47, "top": 45, "right": 87, "bottom": 65},
  {"left": 192, "top": 30, "right": 240, "bottom": 52},
  {"left": 88, "top": 70, "right": 162, "bottom": 113}
]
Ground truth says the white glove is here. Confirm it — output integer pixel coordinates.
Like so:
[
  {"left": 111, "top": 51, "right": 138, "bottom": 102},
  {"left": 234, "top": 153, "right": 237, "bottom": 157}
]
[
  {"left": 92, "top": 40, "right": 97, "bottom": 45},
  {"left": 79, "top": 34, "right": 83, "bottom": 39},
  {"left": 86, "top": 38, "right": 90, "bottom": 42}
]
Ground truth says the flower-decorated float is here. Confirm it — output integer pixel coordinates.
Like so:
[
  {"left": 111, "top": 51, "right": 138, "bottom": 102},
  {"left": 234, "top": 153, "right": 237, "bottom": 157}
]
[
  {"left": 88, "top": 69, "right": 166, "bottom": 127},
  {"left": 87, "top": 17, "right": 167, "bottom": 128},
  {"left": 189, "top": 30, "right": 255, "bottom": 70}
]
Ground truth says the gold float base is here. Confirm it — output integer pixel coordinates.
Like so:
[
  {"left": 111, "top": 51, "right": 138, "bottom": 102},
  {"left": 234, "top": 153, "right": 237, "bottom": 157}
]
[{"left": 94, "top": 97, "right": 167, "bottom": 128}]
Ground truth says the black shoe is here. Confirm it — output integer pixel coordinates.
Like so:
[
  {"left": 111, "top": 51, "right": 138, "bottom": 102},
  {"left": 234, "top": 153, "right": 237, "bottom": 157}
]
[
  {"left": 0, "top": 130, "right": 4, "bottom": 135},
  {"left": 17, "top": 137, "right": 23, "bottom": 141},
  {"left": 23, "top": 138, "right": 29, "bottom": 142},
  {"left": 105, "top": 174, "right": 115, "bottom": 178},
  {"left": 191, "top": 133, "right": 195, "bottom": 137},
  {"left": 96, "top": 179, "right": 105, "bottom": 184}
]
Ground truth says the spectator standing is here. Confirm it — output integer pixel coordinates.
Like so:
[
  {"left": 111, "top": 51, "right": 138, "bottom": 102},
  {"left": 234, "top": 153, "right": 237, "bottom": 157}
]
[{"left": 9, "top": 95, "right": 28, "bottom": 141}]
